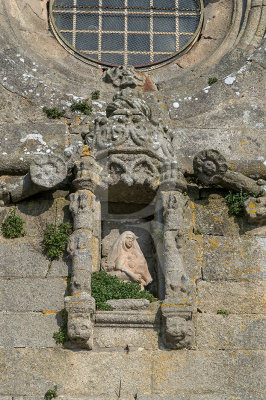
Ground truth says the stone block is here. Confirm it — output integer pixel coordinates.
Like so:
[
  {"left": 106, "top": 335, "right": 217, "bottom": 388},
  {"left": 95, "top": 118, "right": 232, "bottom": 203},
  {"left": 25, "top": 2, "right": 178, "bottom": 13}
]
[
  {"left": 139, "top": 396, "right": 266, "bottom": 400},
  {"left": 0, "top": 348, "right": 153, "bottom": 396},
  {"left": 94, "top": 327, "right": 159, "bottom": 350},
  {"left": 0, "top": 239, "right": 49, "bottom": 278},
  {"left": 197, "top": 281, "right": 265, "bottom": 314},
  {"left": 0, "top": 312, "right": 60, "bottom": 347},
  {"left": 0, "top": 278, "right": 66, "bottom": 311},
  {"left": 196, "top": 314, "right": 266, "bottom": 350},
  {"left": 151, "top": 350, "right": 265, "bottom": 394},
  {"left": 200, "top": 236, "right": 265, "bottom": 281},
  {"left": 15, "top": 196, "right": 71, "bottom": 239},
  {"left": 0, "top": 123, "right": 68, "bottom": 175},
  {"left": 0, "top": 349, "right": 264, "bottom": 398},
  {"left": 106, "top": 299, "right": 150, "bottom": 310},
  {"left": 194, "top": 198, "right": 239, "bottom": 236}
]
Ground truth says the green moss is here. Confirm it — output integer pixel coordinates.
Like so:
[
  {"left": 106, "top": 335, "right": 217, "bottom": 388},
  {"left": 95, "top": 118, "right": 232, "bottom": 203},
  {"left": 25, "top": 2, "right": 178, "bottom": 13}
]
[
  {"left": 45, "top": 385, "right": 57, "bottom": 400},
  {"left": 42, "top": 222, "right": 72, "bottom": 260},
  {"left": 71, "top": 100, "right": 92, "bottom": 115},
  {"left": 1, "top": 208, "right": 26, "bottom": 238},
  {"left": 194, "top": 228, "right": 202, "bottom": 235},
  {"left": 91, "top": 90, "right": 100, "bottom": 100},
  {"left": 217, "top": 309, "right": 229, "bottom": 317},
  {"left": 91, "top": 271, "right": 155, "bottom": 310},
  {"left": 43, "top": 107, "right": 65, "bottom": 119},
  {"left": 208, "top": 77, "right": 218, "bottom": 85},
  {"left": 53, "top": 310, "right": 68, "bottom": 344}
]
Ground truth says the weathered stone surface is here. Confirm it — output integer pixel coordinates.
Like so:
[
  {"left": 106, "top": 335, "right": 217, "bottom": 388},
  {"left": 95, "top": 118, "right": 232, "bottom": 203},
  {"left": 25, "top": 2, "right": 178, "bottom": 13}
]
[
  {"left": 151, "top": 350, "right": 265, "bottom": 394},
  {"left": 0, "top": 238, "right": 69, "bottom": 278},
  {"left": 139, "top": 396, "right": 266, "bottom": 400},
  {"left": 0, "top": 123, "right": 68, "bottom": 175},
  {"left": 197, "top": 281, "right": 265, "bottom": 314},
  {"left": 0, "top": 312, "right": 60, "bottom": 348},
  {"left": 200, "top": 236, "right": 265, "bottom": 281},
  {"left": 196, "top": 314, "right": 266, "bottom": 350},
  {"left": 0, "top": 349, "right": 264, "bottom": 397},
  {"left": 193, "top": 198, "right": 240, "bottom": 236},
  {"left": 94, "top": 327, "right": 158, "bottom": 350},
  {"left": 0, "top": 278, "right": 66, "bottom": 311}
]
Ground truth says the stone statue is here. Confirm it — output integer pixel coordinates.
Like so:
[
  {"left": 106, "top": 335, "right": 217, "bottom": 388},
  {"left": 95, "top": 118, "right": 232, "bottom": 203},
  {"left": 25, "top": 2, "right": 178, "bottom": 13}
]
[
  {"left": 103, "top": 231, "right": 152, "bottom": 289},
  {"left": 163, "top": 316, "right": 194, "bottom": 350}
]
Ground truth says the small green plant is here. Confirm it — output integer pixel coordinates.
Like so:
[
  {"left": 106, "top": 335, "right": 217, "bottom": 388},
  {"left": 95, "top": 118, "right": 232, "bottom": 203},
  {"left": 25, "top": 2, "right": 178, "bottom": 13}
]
[
  {"left": 208, "top": 77, "right": 218, "bottom": 85},
  {"left": 44, "top": 385, "right": 57, "bottom": 400},
  {"left": 194, "top": 228, "right": 202, "bottom": 235},
  {"left": 71, "top": 99, "right": 92, "bottom": 115},
  {"left": 43, "top": 107, "right": 65, "bottom": 119},
  {"left": 91, "top": 271, "right": 155, "bottom": 310},
  {"left": 153, "top": 227, "right": 164, "bottom": 241},
  {"left": 53, "top": 310, "right": 68, "bottom": 344},
  {"left": 42, "top": 222, "right": 72, "bottom": 260},
  {"left": 225, "top": 190, "right": 251, "bottom": 216},
  {"left": 1, "top": 208, "right": 26, "bottom": 238},
  {"left": 91, "top": 90, "right": 100, "bottom": 100},
  {"left": 217, "top": 309, "right": 229, "bottom": 317}
]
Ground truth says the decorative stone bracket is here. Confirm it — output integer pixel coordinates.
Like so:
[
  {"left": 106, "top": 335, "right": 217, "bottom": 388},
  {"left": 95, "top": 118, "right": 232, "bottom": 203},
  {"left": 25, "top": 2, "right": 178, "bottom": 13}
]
[
  {"left": 193, "top": 149, "right": 266, "bottom": 225},
  {"left": 193, "top": 149, "right": 263, "bottom": 195}
]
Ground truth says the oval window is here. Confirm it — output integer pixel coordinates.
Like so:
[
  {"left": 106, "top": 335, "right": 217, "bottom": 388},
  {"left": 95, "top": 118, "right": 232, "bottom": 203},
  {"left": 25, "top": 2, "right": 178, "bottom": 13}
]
[{"left": 50, "top": 0, "right": 203, "bottom": 69}]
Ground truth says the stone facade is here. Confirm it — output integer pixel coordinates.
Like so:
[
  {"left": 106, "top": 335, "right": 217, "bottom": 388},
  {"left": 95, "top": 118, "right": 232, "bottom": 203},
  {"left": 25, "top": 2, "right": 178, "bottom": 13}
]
[{"left": 0, "top": 1, "right": 265, "bottom": 399}]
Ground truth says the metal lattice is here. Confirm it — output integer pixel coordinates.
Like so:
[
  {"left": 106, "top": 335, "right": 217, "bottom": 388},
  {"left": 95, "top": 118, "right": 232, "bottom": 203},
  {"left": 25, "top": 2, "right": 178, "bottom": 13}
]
[{"left": 50, "top": 0, "right": 203, "bottom": 69}]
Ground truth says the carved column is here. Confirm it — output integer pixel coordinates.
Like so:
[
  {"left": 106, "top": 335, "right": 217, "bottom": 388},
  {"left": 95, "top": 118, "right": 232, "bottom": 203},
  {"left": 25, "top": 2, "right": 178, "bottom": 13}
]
[
  {"left": 65, "top": 157, "right": 101, "bottom": 349},
  {"left": 154, "top": 175, "right": 194, "bottom": 349}
]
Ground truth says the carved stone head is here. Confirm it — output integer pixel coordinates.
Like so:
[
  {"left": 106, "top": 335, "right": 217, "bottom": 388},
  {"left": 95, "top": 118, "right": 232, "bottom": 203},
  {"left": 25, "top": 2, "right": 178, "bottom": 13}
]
[{"left": 164, "top": 316, "right": 194, "bottom": 350}]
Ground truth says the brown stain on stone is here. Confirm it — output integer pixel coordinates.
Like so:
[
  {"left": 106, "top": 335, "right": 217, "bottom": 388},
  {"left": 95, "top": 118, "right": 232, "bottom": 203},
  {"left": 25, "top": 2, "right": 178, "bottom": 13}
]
[{"left": 143, "top": 76, "right": 157, "bottom": 92}]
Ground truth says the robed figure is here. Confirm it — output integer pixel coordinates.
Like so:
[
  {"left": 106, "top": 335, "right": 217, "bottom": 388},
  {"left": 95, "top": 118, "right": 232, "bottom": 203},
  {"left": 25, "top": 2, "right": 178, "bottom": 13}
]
[{"left": 103, "top": 231, "right": 152, "bottom": 289}]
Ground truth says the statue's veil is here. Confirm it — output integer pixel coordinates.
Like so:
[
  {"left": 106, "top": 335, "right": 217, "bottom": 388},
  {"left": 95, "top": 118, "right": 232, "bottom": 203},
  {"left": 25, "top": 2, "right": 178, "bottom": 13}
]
[{"left": 107, "top": 231, "right": 144, "bottom": 268}]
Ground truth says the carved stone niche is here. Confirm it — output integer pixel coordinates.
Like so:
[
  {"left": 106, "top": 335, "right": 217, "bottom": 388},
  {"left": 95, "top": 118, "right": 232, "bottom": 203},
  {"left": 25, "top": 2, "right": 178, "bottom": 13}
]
[{"left": 65, "top": 67, "right": 194, "bottom": 351}]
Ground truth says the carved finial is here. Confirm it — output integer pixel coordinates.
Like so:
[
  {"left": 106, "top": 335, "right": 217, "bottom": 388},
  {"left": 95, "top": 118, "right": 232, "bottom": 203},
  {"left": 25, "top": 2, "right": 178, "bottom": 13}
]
[{"left": 193, "top": 149, "right": 228, "bottom": 185}]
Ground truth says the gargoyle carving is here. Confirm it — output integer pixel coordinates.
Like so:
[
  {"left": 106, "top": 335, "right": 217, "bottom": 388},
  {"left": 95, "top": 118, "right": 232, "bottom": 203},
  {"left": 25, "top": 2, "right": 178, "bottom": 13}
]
[
  {"left": 193, "top": 149, "right": 262, "bottom": 195},
  {"left": 103, "top": 66, "right": 145, "bottom": 89},
  {"left": 163, "top": 315, "right": 194, "bottom": 350},
  {"left": 65, "top": 294, "right": 95, "bottom": 349}
]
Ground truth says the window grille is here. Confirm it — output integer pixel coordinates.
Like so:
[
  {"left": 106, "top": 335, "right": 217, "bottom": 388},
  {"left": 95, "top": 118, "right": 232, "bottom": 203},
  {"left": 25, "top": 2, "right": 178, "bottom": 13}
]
[{"left": 50, "top": 0, "right": 203, "bottom": 69}]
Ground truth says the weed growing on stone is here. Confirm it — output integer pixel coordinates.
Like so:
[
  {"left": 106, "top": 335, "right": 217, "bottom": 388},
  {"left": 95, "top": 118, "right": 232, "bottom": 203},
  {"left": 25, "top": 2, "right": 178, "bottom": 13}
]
[
  {"left": 153, "top": 227, "right": 164, "bottom": 241},
  {"left": 71, "top": 100, "right": 92, "bottom": 115},
  {"left": 208, "top": 77, "right": 218, "bottom": 85},
  {"left": 53, "top": 310, "right": 68, "bottom": 344},
  {"left": 1, "top": 208, "right": 26, "bottom": 238},
  {"left": 45, "top": 385, "right": 58, "bottom": 400},
  {"left": 91, "top": 90, "right": 100, "bottom": 100},
  {"left": 225, "top": 190, "right": 254, "bottom": 216},
  {"left": 194, "top": 228, "right": 202, "bottom": 235},
  {"left": 42, "top": 222, "right": 72, "bottom": 260},
  {"left": 217, "top": 309, "right": 229, "bottom": 317},
  {"left": 91, "top": 270, "right": 155, "bottom": 310},
  {"left": 43, "top": 107, "right": 65, "bottom": 119}
]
